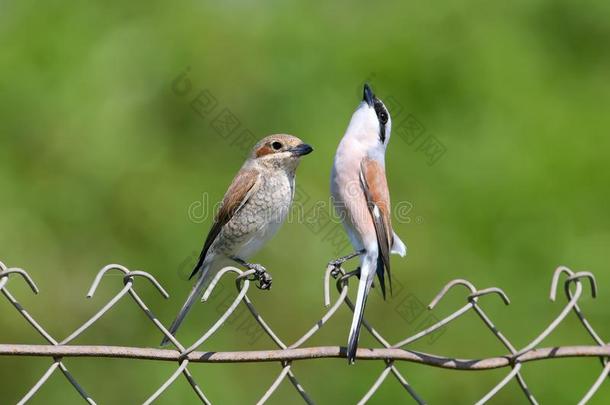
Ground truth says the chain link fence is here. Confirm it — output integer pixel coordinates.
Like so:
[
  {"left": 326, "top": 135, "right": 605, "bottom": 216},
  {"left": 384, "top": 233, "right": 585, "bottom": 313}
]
[{"left": 1, "top": 259, "right": 608, "bottom": 404}]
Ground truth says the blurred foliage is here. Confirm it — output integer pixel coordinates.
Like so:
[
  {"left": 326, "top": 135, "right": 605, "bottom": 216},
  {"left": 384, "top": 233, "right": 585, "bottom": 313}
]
[{"left": 1, "top": 0, "right": 610, "bottom": 403}]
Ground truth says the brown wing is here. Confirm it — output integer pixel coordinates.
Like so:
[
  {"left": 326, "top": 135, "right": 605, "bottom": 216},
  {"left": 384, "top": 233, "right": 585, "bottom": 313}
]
[
  {"left": 360, "top": 158, "right": 394, "bottom": 297},
  {"left": 189, "top": 168, "right": 260, "bottom": 279}
]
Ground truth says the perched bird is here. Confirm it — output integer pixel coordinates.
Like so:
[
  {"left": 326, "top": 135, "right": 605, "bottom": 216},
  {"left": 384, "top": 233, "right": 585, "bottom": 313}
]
[
  {"left": 330, "top": 84, "right": 407, "bottom": 363},
  {"left": 161, "top": 134, "right": 313, "bottom": 346}
]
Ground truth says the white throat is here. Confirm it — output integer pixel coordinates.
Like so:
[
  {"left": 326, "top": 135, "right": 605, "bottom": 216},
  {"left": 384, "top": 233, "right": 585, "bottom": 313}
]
[{"left": 339, "top": 102, "right": 390, "bottom": 162}]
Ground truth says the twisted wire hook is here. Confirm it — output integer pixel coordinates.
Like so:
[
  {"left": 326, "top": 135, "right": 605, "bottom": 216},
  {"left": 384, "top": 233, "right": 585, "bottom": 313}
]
[
  {"left": 565, "top": 272, "right": 597, "bottom": 300},
  {"left": 428, "top": 279, "right": 477, "bottom": 309},
  {"left": 0, "top": 267, "right": 40, "bottom": 294},
  {"left": 123, "top": 270, "right": 170, "bottom": 299},
  {"left": 550, "top": 265, "right": 575, "bottom": 301},
  {"left": 86, "top": 264, "right": 131, "bottom": 298},
  {"left": 468, "top": 287, "right": 511, "bottom": 306}
]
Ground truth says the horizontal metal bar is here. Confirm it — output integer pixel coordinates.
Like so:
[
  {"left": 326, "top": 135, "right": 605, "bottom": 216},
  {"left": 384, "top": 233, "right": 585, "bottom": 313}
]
[{"left": 0, "top": 344, "right": 608, "bottom": 370}]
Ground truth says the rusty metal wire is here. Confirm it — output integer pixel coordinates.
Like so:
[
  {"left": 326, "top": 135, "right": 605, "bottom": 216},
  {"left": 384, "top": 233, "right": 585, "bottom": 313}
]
[{"left": 0, "top": 259, "right": 608, "bottom": 404}]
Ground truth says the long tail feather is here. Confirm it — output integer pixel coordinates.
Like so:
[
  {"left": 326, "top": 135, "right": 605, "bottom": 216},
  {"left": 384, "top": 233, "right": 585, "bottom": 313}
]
[
  {"left": 347, "top": 251, "right": 376, "bottom": 364},
  {"left": 160, "top": 264, "right": 211, "bottom": 346}
]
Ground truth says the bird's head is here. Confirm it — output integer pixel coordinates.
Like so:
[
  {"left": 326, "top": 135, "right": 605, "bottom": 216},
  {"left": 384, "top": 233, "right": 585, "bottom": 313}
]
[
  {"left": 344, "top": 83, "right": 392, "bottom": 154},
  {"left": 250, "top": 134, "right": 313, "bottom": 170}
]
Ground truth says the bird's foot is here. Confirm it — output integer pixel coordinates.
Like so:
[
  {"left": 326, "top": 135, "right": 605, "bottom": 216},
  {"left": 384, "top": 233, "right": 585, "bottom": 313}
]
[
  {"left": 248, "top": 263, "right": 272, "bottom": 290},
  {"left": 231, "top": 257, "right": 272, "bottom": 290},
  {"left": 327, "top": 250, "right": 364, "bottom": 279}
]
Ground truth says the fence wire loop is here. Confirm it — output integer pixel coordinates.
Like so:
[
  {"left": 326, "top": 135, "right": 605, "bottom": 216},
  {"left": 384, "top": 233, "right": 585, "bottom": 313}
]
[
  {"left": 0, "top": 267, "right": 39, "bottom": 294},
  {"left": 201, "top": 266, "right": 243, "bottom": 301},
  {"left": 123, "top": 271, "right": 170, "bottom": 299},
  {"left": 566, "top": 272, "right": 598, "bottom": 299},
  {"left": 1, "top": 259, "right": 608, "bottom": 404},
  {"left": 427, "top": 278, "right": 477, "bottom": 309},
  {"left": 86, "top": 264, "right": 131, "bottom": 298},
  {"left": 467, "top": 287, "right": 511, "bottom": 305},
  {"left": 550, "top": 265, "right": 575, "bottom": 301}
]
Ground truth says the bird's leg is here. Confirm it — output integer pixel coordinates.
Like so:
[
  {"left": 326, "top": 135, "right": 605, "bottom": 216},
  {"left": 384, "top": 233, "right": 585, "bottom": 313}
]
[
  {"left": 231, "top": 257, "right": 272, "bottom": 290},
  {"left": 340, "top": 267, "right": 361, "bottom": 281},
  {"left": 339, "top": 266, "right": 376, "bottom": 288},
  {"left": 327, "top": 250, "right": 365, "bottom": 278}
]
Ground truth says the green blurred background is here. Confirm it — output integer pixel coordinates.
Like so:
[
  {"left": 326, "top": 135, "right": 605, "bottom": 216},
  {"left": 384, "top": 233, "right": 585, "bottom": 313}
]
[{"left": 1, "top": 0, "right": 609, "bottom": 403}]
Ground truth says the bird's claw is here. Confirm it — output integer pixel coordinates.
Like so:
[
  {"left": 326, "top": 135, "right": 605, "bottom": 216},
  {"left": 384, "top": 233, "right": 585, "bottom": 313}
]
[
  {"left": 248, "top": 264, "right": 272, "bottom": 290},
  {"left": 327, "top": 250, "right": 364, "bottom": 279},
  {"left": 329, "top": 264, "right": 342, "bottom": 279}
]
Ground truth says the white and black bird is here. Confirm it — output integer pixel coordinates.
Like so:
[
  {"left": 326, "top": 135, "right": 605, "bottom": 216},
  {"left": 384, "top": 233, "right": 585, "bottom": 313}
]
[{"left": 330, "top": 84, "right": 407, "bottom": 363}]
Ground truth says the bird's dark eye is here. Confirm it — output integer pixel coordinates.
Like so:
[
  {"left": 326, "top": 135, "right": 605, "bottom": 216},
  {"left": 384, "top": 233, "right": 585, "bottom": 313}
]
[
  {"left": 374, "top": 100, "right": 389, "bottom": 125},
  {"left": 271, "top": 141, "right": 283, "bottom": 150},
  {"left": 379, "top": 111, "right": 388, "bottom": 124}
]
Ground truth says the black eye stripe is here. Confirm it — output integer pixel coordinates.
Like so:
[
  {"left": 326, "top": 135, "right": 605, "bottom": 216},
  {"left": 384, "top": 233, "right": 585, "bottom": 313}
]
[
  {"left": 373, "top": 100, "right": 388, "bottom": 142},
  {"left": 379, "top": 125, "right": 386, "bottom": 143},
  {"left": 374, "top": 102, "right": 388, "bottom": 124}
]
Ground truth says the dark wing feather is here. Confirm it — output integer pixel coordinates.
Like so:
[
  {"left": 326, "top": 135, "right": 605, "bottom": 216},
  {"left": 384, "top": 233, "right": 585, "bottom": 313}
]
[
  {"left": 189, "top": 168, "right": 260, "bottom": 279},
  {"left": 360, "top": 158, "right": 394, "bottom": 298}
]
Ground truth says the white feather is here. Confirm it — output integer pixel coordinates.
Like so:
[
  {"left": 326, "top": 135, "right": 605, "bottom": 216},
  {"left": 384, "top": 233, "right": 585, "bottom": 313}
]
[
  {"left": 391, "top": 231, "right": 407, "bottom": 257},
  {"left": 347, "top": 247, "right": 377, "bottom": 363}
]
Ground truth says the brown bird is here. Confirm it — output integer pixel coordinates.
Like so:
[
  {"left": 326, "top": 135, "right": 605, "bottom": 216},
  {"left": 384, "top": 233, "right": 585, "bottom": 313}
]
[{"left": 162, "top": 134, "right": 313, "bottom": 345}]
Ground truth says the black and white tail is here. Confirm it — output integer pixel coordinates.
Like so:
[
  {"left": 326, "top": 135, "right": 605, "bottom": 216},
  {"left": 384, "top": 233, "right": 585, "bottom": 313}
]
[{"left": 346, "top": 251, "right": 377, "bottom": 363}]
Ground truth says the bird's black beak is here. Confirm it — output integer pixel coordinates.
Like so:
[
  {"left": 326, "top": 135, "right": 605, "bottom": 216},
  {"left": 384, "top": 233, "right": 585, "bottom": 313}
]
[
  {"left": 290, "top": 143, "right": 313, "bottom": 156},
  {"left": 363, "top": 83, "right": 375, "bottom": 107}
]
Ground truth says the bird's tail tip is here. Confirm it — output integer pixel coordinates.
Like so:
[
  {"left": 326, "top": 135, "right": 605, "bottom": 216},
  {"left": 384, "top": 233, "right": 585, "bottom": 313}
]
[
  {"left": 159, "top": 267, "right": 210, "bottom": 347},
  {"left": 347, "top": 255, "right": 374, "bottom": 365},
  {"left": 347, "top": 315, "right": 362, "bottom": 364},
  {"left": 347, "top": 341, "right": 358, "bottom": 364}
]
